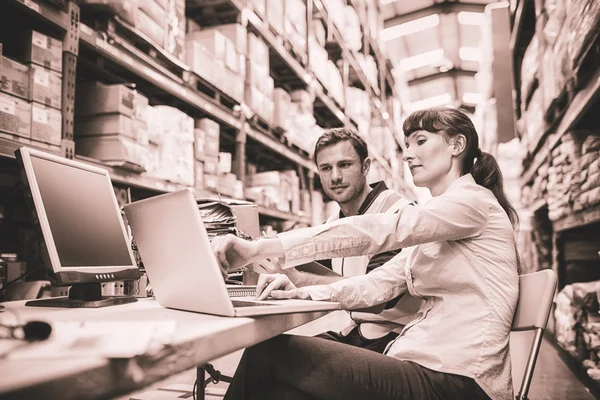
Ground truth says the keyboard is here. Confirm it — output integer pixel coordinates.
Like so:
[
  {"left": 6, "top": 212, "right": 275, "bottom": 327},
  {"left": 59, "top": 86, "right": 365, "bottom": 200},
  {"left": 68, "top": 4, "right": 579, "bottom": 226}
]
[{"left": 231, "top": 300, "right": 278, "bottom": 307}]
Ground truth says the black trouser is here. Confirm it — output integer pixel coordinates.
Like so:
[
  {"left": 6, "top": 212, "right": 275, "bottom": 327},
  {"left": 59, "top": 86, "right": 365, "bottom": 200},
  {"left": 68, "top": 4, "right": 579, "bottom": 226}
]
[
  {"left": 315, "top": 326, "right": 398, "bottom": 354},
  {"left": 223, "top": 334, "right": 491, "bottom": 400}
]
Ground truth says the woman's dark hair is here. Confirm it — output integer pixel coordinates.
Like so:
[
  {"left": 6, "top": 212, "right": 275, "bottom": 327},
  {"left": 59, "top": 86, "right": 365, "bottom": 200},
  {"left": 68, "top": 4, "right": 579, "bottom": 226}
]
[
  {"left": 403, "top": 107, "right": 519, "bottom": 230},
  {"left": 313, "top": 128, "right": 369, "bottom": 165}
]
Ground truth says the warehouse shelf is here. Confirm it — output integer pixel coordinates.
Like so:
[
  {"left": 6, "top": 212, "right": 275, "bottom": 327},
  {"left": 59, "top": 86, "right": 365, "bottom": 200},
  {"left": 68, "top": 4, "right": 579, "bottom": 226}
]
[
  {"left": 5, "top": 0, "right": 70, "bottom": 33},
  {"left": 553, "top": 204, "right": 600, "bottom": 232},
  {"left": 76, "top": 155, "right": 188, "bottom": 193},
  {"left": 0, "top": 136, "right": 61, "bottom": 160},
  {"left": 521, "top": 66, "right": 600, "bottom": 186},
  {"left": 257, "top": 205, "right": 311, "bottom": 225},
  {"left": 312, "top": 0, "right": 399, "bottom": 146},
  {"left": 78, "top": 22, "right": 318, "bottom": 175},
  {"left": 242, "top": 9, "right": 349, "bottom": 129}
]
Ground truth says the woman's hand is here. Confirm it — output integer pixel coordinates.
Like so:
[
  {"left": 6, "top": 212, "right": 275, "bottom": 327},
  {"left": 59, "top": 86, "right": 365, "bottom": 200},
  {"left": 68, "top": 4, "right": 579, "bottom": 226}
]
[
  {"left": 256, "top": 258, "right": 285, "bottom": 274},
  {"left": 211, "top": 234, "right": 259, "bottom": 272},
  {"left": 256, "top": 273, "right": 311, "bottom": 301}
]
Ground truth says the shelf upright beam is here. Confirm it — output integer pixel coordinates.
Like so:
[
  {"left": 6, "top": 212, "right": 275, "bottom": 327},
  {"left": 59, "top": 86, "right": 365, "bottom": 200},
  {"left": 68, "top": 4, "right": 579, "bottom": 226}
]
[{"left": 60, "top": 0, "right": 80, "bottom": 159}]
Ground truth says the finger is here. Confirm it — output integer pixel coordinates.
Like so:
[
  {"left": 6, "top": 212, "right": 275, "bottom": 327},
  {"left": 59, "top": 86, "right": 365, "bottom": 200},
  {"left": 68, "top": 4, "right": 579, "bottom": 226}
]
[
  {"left": 256, "top": 273, "right": 274, "bottom": 299},
  {"left": 269, "top": 289, "right": 300, "bottom": 299},
  {"left": 257, "top": 277, "right": 286, "bottom": 301}
]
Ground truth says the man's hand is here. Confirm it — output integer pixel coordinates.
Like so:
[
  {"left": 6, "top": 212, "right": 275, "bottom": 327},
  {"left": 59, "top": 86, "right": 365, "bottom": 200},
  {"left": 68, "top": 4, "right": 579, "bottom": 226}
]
[
  {"left": 256, "top": 273, "right": 311, "bottom": 301},
  {"left": 211, "top": 234, "right": 258, "bottom": 272}
]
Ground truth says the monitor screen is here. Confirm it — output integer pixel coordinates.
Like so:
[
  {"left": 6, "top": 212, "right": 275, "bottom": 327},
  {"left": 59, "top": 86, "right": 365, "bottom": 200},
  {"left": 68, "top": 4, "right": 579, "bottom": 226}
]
[{"left": 29, "top": 155, "right": 134, "bottom": 268}]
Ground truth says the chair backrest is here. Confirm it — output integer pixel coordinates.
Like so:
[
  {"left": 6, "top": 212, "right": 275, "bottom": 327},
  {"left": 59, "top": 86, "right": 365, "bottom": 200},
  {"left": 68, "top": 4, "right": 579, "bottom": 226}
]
[{"left": 510, "top": 269, "right": 558, "bottom": 400}]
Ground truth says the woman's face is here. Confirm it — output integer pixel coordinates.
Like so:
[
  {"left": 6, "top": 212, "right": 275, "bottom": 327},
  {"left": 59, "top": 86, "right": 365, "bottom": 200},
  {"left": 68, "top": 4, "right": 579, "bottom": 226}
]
[{"left": 403, "top": 130, "right": 456, "bottom": 193}]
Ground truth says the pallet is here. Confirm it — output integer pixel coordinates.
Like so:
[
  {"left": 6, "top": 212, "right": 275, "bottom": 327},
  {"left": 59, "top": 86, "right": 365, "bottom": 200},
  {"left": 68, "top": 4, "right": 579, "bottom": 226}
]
[
  {"left": 282, "top": 37, "right": 308, "bottom": 67},
  {"left": 80, "top": 11, "right": 186, "bottom": 80},
  {"left": 185, "top": 0, "right": 240, "bottom": 26},
  {"left": 183, "top": 71, "right": 242, "bottom": 115}
]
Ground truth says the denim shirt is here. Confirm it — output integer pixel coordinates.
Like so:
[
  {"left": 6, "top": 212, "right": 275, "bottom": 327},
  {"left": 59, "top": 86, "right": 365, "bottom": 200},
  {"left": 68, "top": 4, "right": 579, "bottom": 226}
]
[{"left": 278, "top": 174, "right": 519, "bottom": 400}]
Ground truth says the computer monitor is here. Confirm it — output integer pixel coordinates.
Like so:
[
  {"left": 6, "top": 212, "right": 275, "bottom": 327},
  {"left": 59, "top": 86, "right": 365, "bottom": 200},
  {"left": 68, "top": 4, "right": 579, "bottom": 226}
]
[{"left": 15, "top": 147, "right": 139, "bottom": 308}]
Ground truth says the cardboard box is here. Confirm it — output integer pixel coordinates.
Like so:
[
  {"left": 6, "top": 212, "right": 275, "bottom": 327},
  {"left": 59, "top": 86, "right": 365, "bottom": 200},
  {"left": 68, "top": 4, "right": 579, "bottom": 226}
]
[
  {"left": 249, "top": 0, "right": 266, "bottom": 19},
  {"left": 75, "top": 114, "right": 134, "bottom": 139},
  {"left": 78, "top": 0, "right": 137, "bottom": 25},
  {"left": 29, "top": 65, "right": 62, "bottom": 110},
  {"left": 197, "top": 118, "right": 220, "bottom": 156},
  {"left": 203, "top": 154, "right": 219, "bottom": 175},
  {"left": 164, "top": 0, "right": 186, "bottom": 62},
  {"left": 204, "top": 173, "right": 218, "bottom": 191},
  {"left": 267, "top": 0, "right": 285, "bottom": 35},
  {"left": 76, "top": 134, "right": 145, "bottom": 168},
  {"left": 22, "top": 31, "right": 63, "bottom": 73},
  {"left": 76, "top": 83, "right": 135, "bottom": 117},
  {"left": 133, "top": 91, "right": 149, "bottom": 123},
  {"left": 138, "top": 0, "right": 166, "bottom": 27},
  {"left": 189, "top": 30, "right": 226, "bottom": 61},
  {"left": 0, "top": 93, "right": 31, "bottom": 138},
  {"left": 135, "top": 8, "right": 165, "bottom": 46},
  {"left": 218, "top": 152, "right": 232, "bottom": 174},
  {"left": 1, "top": 57, "right": 29, "bottom": 100},
  {"left": 31, "top": 103, "right": 61, "bottom": 146},
  {"left": 224, "top": 39, "right": 239, "bottom": 74},
  {"left": 194, "top": 128, "right": 206, "bottom": 160},
  {"left": 195, "top": 160, "right": 204, "bottom": 190},
  {"left": 185, "top": 40, "right": 216, "bottom": 83},
  {"left": 273, "top": 88, "right": 291, "bottom": 130},
  {"left": 217, "top": 24, "right": 247, "bottom": 56},
  {"left": 248, "top": 33, "right": 269, "bottom": 66}
]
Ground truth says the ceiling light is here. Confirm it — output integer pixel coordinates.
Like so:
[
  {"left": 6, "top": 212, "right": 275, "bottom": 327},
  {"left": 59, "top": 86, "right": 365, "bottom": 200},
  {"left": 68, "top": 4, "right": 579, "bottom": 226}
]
[
  {"left": 459, "top": 47, "right": 482, "bottom": 62},
  {"left": 457, "top": 11, "right": 485, "bottom": 25},
  {"left": 410, "top": 93, "right": 452, "bottom": 110},
  {"left": 381, "top": 14, "right": 440, "bottom": 41},
  {"left": 462, "top": 92, "right": 483, "bottom": 104},
  {"left": 400, "top": 49, "right": 444, "bottom": 71}
]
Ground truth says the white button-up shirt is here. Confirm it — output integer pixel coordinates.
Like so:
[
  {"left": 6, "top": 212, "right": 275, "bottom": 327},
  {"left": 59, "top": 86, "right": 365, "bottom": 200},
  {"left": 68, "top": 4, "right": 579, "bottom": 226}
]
[{"left": 278, "top": 174, "right": 519, "bottom": 400}]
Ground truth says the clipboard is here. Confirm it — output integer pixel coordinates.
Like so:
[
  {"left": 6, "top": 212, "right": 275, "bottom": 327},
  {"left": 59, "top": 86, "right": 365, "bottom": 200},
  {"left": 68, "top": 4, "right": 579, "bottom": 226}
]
[{"left": 294, "top": 261, "right": 341, "bottom": 277}]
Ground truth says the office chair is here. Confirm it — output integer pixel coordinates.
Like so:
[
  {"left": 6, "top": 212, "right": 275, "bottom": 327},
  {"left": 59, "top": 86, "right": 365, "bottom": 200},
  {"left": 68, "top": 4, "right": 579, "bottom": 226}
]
[{"left": 510, "top": 269, "right": 558, "bottom": 400}]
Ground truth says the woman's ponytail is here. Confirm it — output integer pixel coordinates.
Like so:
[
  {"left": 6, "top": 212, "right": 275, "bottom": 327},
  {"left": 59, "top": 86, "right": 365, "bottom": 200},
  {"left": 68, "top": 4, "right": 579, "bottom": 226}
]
[{"left": 470, "top": 150, "right": 519, "bottom": 231}]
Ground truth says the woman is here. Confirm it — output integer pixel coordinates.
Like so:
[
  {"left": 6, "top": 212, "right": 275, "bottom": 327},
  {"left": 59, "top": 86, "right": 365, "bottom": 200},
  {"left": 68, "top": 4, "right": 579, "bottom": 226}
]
[{"left": 212, "top": 107, "right": 521, "bottom": 400}]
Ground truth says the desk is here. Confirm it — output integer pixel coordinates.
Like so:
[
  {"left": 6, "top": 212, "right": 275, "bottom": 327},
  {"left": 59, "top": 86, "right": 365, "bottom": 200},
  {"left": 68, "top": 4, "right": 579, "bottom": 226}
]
[{"left": 0, "top": 298, "right": 330, "bottom": 399}]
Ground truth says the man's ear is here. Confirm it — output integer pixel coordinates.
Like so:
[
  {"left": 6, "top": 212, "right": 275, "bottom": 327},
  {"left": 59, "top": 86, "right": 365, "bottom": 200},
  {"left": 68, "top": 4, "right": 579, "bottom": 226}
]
[
  {"left": 362, "top": 157, "right": 371, "bottom": 175},
  {"left": 452, "top": 134, "right": 467, "bottom": 156}
]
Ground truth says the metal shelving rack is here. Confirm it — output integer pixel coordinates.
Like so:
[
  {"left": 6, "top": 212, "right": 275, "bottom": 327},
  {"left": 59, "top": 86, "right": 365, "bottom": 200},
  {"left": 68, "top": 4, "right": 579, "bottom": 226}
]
[{"left": 0, "top": 0, "right": 405, "bottom": 224}]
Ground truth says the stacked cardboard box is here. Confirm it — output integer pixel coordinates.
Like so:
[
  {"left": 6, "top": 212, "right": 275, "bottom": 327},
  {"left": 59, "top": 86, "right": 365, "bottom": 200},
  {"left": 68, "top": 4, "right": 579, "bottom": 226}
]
[
  {"left": 1, "top": 31, "right": 64, "bottom": 146},
  {"left": 79, "top": 0, "right": 186, "bottom": 62},
  {"left": 75, "top": 83, "right": 149, "bottom": 170},
  {"left": 246, "top": 33, "right": 274, "bottom": 124},
  {"left": 284, "top": 0, "right": 307, "bottom": 55},
  {"left": 185, "top": 24, "right": 246, "bottom": 102},
  {"left": 579, "top": 134, "right": 600, "bottom": 209},
  {"left": 246, "top": 170, "right": 301, "bottom": 213},
  {"left": 547, "top": 132, "right": 582, "bottom": 221}
]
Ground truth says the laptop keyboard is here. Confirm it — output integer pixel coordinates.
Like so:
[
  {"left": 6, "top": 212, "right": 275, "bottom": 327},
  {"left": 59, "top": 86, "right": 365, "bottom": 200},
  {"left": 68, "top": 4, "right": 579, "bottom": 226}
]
[{"left": 232, "top": 300, "right": 278, "bottom": 307}]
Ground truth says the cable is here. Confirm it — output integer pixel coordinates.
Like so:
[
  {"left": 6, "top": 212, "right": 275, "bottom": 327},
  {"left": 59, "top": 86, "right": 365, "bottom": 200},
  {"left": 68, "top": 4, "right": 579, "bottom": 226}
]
[
  {"left": 0, "top": 267, "right": 42, "bottom": 296},
  {"left": 192, "top": 379, "right": 197, "bottom": 400}
]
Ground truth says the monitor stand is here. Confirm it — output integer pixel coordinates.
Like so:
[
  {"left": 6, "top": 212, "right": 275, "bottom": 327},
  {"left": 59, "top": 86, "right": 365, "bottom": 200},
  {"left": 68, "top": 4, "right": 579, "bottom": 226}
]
[{"left": 25, "top": 282, "right": 138, "bottom": 308}]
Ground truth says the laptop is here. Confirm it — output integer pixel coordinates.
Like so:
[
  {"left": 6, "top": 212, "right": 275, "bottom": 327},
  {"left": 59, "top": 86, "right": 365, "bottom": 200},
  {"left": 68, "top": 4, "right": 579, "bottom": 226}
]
[{"left": 123, "top": 189, "right": 341, "bottom": 317}]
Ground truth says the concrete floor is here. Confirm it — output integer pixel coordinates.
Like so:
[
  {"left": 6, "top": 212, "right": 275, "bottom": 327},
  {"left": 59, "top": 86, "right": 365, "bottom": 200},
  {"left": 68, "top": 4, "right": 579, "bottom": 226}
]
[{"left": 121, "top": 311, "right": 599, "bottom": 400}]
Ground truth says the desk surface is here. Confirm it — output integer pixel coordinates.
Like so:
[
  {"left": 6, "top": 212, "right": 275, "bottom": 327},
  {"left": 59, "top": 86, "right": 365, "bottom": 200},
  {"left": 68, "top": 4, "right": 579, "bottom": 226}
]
[{"left": 0, "top": 298, "right": 330, "bottom": 400}]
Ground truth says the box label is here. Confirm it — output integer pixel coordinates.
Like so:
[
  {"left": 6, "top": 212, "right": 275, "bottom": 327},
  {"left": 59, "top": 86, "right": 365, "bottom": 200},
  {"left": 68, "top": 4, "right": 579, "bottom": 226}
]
[
  {"left": 32, "top": 31, "right": 49, "bottom": 49},
  {"left": 0, "top": 97, "right": 16, "bottom": 115},
  {"left": 32, "top": 106, "right": 49, "bottom": 124},
  {"left": 34, "top": 68, "right": 50, "bottom": 87}
]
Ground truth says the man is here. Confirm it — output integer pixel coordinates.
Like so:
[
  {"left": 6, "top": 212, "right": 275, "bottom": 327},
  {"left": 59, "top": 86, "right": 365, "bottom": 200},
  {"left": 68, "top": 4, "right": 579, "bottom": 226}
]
[{"left": 261, "top": 128, "right": 423, "bottom": 353}]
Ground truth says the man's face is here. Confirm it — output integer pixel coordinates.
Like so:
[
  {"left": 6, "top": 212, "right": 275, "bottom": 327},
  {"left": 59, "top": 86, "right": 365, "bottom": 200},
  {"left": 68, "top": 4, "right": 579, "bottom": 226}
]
[{"left": 316, "top": 141, "right": 368, "bottom": 204}]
